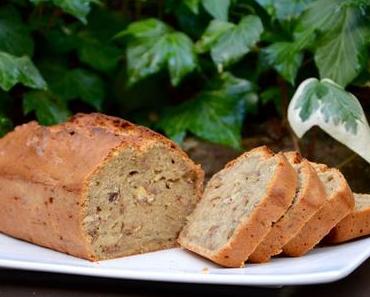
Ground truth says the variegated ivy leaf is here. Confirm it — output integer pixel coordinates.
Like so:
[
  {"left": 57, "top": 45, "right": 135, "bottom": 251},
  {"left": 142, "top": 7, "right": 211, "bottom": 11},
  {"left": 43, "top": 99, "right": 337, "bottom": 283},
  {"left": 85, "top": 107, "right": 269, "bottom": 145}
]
[{"left": 288, "top": 78, "right": 370, "bottom": 163}]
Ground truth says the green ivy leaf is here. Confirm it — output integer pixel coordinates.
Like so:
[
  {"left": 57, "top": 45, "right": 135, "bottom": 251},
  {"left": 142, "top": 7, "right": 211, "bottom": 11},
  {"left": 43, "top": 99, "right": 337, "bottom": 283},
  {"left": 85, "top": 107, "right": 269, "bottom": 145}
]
[
  {"left": 115, "top": 18, "right": 169, "bottom": 39},
  {"left": 256, "top": 0, "right": 314, "bottom": 21},
  {"left": 196, "top": 16, "right": 263, "bottom": 70},
  {"left": 314, "top": 8, "right": 368, "bottom": 87},
  {"left": 23, "top": 91, "right": 70, "bottom": 125},
  {"left": 295, "top": 0, "right": 369, "bottom": 86},
  {"left": 201, "top": 0, "right": 230, "bottom": 21},
  {"left": 30, "top": 0, "right": 97, "bottom": 24},
  {"left": 0, "top": 90, "right": 12, "bottom": 113},
  {"left": 77, "top": 36, "right": 121, "bottom": 72},
  {"left": 260, "top": 86, "right": 282, "bottom": 115},
  {"left": 45, "top": 27, "right": 79, "bottom": 54},
  {"left": 165, "top": 33, "right": 198, "bottom": 86},
  {"left": 168, "top": 0, "right": 210, "bottom": 39},
  {"left": 0, "top": 6, "right": 34, "bottom": 56},
  {"left": 0, "top": 115, "right": 12, "bottom": 137},
  {"left": 50, "top": 69, "right": 105, "bottom": 110},
  {"left": 76, "top": 8, "right": 126, "bottom": 72},
  {"left": 85, "top": 7, "right": 129, "bottom": 42},
  {"left": 116, "top": 19, "right": 197, "bottom": 86},
  {"left": 157, "top": 72, "right": 257, "bottom": 149},
  {"left": 195, "top": 19, "right": 234, "bottom": 53},
  {"left": 44, "top": 10, "right": 124, "bottom": 72},
  {"left": 0, "top": 51, "right": 47, "bottom": 91},
  {"left": 184, "top": 0, "right": 200, "bottom": 14},
  {"left": 262, "top": 42, "right": 303, "bottom": 84},
  {"left": 0, "top": 91, "right": 13, "bottom": 137},
  {"left": 352, "top": 62, "right": 370, "bottom": 88},
  {"left": 288, "top": 78, "right": 370, "bottom": 163}
]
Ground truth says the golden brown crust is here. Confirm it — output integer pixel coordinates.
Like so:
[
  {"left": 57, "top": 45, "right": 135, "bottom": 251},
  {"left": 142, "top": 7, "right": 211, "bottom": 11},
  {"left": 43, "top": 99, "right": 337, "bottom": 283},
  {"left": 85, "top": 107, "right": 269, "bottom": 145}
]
[
  {"left": 283, "top": 165, "right": 354, "bottom": 257},
  {"left": 0, "top": 113, "right": 204, "bottom": 260},
  {"left": 326, "top": 194, "right": 370, "bottom": 243},
  {"left": 248, "top": 152, "right": 326, "bottom": 263},
  {"left": 179, "top": 146, "right": 297, "bottom": 267}
]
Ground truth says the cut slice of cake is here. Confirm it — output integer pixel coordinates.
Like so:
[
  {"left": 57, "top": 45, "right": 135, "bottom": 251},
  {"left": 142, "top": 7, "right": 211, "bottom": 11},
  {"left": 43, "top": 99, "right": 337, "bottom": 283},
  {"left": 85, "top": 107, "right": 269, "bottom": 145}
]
[
  {"left": 326, "top": 193, "right": 370, "bottom": 243},
  {"left": 283, "top": 163, "right": 354, "bottom": 257},
  {"left": 248, "top": 152, "right": 326, "bottom": 263},
  {"left": 178, "top": 146, "right": 297, "bottom": 267}
]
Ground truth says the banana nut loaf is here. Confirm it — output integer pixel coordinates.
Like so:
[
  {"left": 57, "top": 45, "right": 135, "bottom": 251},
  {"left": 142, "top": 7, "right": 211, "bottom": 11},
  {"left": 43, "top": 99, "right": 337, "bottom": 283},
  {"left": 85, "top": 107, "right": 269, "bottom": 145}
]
[{"left": 0, "top": 113, "right": 204, "bottom": 260}]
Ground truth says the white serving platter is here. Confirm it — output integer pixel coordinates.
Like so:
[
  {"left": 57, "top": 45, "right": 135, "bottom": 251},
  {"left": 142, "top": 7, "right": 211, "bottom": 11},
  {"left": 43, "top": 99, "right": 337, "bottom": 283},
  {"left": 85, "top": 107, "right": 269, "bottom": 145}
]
[{"left": 0, "top": 233, "right": 369, "bottom": 286}]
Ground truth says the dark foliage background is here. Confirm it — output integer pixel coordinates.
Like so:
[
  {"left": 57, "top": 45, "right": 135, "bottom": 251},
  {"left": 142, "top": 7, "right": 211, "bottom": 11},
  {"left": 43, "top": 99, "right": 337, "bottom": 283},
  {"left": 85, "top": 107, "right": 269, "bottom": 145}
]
[{"left": 0, "top": 0, "right": 369, "bottom": 150}]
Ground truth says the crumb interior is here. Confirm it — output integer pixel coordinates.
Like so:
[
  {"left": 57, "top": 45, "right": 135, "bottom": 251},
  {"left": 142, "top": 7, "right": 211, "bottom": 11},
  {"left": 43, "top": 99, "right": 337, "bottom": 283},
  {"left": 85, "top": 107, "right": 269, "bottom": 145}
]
[
  {"left": 181, "top": 153, "right": 277, "bottom": 251},
  {"left": 83, "top": 143, "right": 199, "bottom": 259},
  {"left": 354, "top": 193, "right": 370, "bottom": 210}
]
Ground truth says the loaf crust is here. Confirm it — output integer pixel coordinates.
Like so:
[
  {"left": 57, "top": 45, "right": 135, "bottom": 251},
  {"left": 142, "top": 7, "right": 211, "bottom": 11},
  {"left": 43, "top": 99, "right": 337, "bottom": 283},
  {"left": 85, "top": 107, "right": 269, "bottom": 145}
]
[
  {"left": 283, "top": 164, "right": 354, "bottom": 257},
  {"left": 326, "top": 194, "right": 370, "bottom": 243},
  {"left": 0, "top": 113, "right": 204, "bottom": 260},
  {"left": 248, "top": 152, "right": 326, "bottom": 263},
  {"left": 178, "top": 146, "right": 297, "bottom": 267}
]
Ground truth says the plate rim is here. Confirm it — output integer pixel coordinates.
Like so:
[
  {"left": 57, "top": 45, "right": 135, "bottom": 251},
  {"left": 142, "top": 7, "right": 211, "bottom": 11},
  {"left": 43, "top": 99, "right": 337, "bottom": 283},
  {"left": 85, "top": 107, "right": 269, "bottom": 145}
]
[{"left": 1, "top": 235, "right": 370, "bottom": 286}]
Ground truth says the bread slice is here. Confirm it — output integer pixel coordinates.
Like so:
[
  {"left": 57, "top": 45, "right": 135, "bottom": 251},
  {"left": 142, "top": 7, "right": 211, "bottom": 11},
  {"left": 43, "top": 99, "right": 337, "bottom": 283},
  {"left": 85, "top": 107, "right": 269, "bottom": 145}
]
[
  {"left": 178, "top": 146, "right": 297, "bottom": 267},
  {"left": 283, "top": 163, "right": 354, "bottom": 257},
  {"left": 248, "top": 152, "right": 326, "bottom": 263},
  {"left": 0, "top": 113, "right": 204, "bottom": 260},
  {"left": 326, "top": 193, "right": 370, "bottom": 243}
]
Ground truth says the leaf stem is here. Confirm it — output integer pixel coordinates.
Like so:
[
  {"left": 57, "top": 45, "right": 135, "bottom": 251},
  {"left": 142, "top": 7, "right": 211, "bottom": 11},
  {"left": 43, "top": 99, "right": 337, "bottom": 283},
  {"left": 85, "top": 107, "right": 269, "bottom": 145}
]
[
  {"left": 278, "top": 76, "right": 301, "bottom": 153},
  {"left": 306, "top": 127, "right": 317, "bottom": 160},
  {"left": 336, "top": 153, "right": 357, "bottom": 169}
]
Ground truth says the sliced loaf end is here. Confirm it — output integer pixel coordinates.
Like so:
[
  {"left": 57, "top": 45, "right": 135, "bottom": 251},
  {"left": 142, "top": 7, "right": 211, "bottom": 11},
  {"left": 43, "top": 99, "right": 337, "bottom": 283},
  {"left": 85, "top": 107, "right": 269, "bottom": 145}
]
[
  {"left": 283, "top": 163, "right": 354, "bottom": 257},
  {"left": 178, "top": 146, "right": 297, "bottom": 267},
  {"left": 248, "top": 151, "right": 326, "bottom": 263},
  {"left": 326, "top": 193, "right": 370, "bottom": 243}
]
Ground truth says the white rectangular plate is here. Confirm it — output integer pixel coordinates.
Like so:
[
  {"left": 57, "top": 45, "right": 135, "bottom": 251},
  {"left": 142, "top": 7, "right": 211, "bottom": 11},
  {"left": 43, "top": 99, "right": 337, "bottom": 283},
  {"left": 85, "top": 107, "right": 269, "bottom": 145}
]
[{"left": 0, "top": 234, "right": 369, "bottom": 286}]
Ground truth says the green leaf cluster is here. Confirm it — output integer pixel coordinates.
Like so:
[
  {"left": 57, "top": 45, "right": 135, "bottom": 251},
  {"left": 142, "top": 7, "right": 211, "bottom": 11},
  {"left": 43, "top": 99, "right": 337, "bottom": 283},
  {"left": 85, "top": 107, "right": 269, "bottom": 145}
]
[
  {"left": 30, "top": 0, "right": 97, "bottom": 23},
  {"left": 116, "top": 18, "right": 197, "bottom": 86},
  {"left": 0, "top": 0, "right": 368, "bottom": 151},
  {"left": 262, "top": 0, "right": 370, "bottom": 86},
  {"left": 196, "top": 16, "right": 263, "bottom": 71},
  {"left": 157, "top": 72, "right": 257, "bottom": 149}
]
